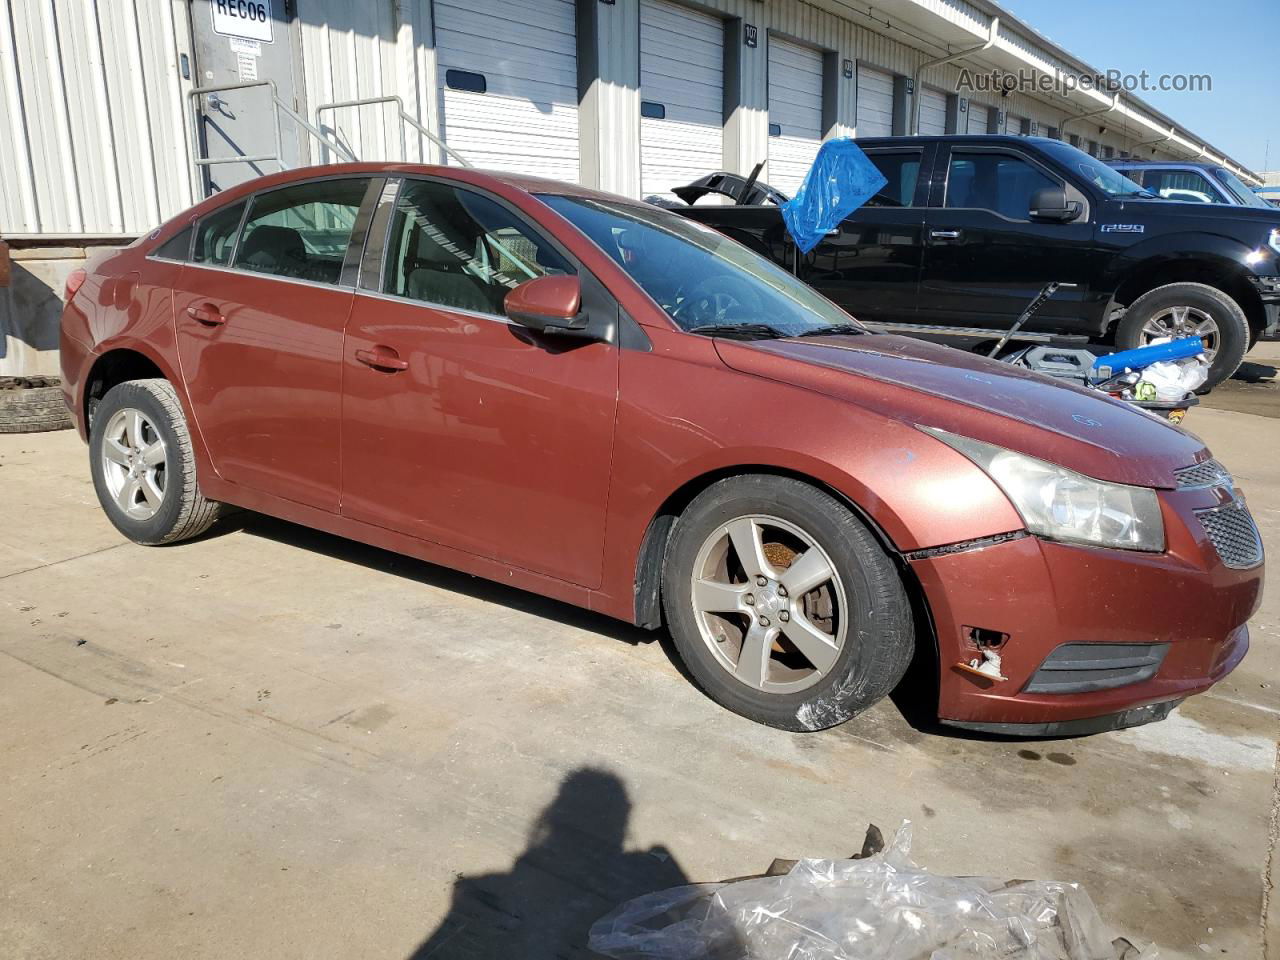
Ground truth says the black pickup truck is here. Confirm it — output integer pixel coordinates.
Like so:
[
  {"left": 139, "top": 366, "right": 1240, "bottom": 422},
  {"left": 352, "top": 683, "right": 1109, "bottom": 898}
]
[{"left": 675, "top": 136, "right": 1280, "bottom": 386}]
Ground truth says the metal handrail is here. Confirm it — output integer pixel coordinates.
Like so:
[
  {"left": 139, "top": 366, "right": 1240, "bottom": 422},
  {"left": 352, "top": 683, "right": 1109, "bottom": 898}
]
[
  {"left": 315, "top": 94, "right": 472, "bottom": 167},
  {"left": 187, "top": 80, "right": 358, "bottom": 192}
]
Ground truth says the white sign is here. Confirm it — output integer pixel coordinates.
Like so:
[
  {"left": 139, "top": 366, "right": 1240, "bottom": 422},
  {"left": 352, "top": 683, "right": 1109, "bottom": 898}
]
[
  {"left": 229, "top": 37, "right": 261, "bottom": 56},
  {"left": 236, "top": 52, "right": 259, "bottom": 81},
  {"left": 211, "top": 0, "right": 273, "bottom": 44}
]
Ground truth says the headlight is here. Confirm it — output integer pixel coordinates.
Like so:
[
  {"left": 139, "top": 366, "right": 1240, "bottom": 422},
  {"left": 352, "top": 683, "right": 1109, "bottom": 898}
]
[
  {"left": 1269, "top": 228, "right": 1280, "bottom": 257},
  {"left": 926, "top": 429, "right": 1165, "bottom": 552}
]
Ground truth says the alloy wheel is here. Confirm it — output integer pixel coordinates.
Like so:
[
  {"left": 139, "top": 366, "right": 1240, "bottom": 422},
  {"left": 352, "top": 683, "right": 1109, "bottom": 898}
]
[
  {"left": 689, "top": 514, "right": 847, "bottom": 694},
  {"left": 100, "top": 407, "right": 168, "bottom": 521},
  {"left": 1140, "top": 305, "right": 1219, "bottom": 361}
]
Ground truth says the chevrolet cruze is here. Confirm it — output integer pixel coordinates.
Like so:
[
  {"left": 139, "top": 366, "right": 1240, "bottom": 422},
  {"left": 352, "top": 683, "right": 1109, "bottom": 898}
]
[{"left": 60, "top": 164, "right": 1264, "bottom": 734}]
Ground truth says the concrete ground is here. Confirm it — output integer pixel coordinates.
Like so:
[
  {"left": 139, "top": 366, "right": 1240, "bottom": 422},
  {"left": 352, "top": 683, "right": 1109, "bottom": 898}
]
[{"left": 2, "top": 353, "right": 1278, "bottom": 960}]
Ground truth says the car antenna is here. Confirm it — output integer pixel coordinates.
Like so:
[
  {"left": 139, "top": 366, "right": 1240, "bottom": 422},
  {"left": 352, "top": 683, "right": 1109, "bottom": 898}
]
[{"left": 737, "top": 160, "right": 765, "bottom": 205}]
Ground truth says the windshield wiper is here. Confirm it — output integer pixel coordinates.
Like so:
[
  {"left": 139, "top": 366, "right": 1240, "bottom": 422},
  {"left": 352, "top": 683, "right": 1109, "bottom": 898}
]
[
  {"left": 686, "top": 323, "right": 786, "bottom": 340},
  {"left": 793, "top": 323, "right": 866, "bottom": 338}
]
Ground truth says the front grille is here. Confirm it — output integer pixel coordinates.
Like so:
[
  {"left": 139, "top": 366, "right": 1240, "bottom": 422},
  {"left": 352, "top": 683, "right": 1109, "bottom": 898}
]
[
  {"left": 1196, "top": 500, "right": 1264, "bottom": 569},
  {"left": 1174, "top": 458, "right": 1233, "bottom": 489},
  {"left": 1024, "top": 643, "right": 1169, "bottom": 694}
]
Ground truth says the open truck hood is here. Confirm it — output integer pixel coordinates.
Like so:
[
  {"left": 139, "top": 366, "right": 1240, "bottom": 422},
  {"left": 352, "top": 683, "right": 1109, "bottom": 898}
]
[{"left": 714, "top": 333, "right": 1208, "bottom": 489}]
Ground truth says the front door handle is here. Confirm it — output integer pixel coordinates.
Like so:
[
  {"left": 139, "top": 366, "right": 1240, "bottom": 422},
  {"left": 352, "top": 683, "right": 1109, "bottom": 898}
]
[
  {"left": 355, "top": 347, "right": 409, "bottom": 372},
  {"left": 929, "top": 229, "right": 963, "bottom": 241},
  {"left": 186, "top": 303, "right": 225, "bottom": 326}
]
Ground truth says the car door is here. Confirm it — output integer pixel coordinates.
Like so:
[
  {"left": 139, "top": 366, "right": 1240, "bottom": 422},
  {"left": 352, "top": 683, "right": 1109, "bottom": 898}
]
[
  {"left": 173, "top": 176, "right": 379, "bottom": 511},
  {"left": 797, "top": 145, "right": 930, "bottom": 324},
  {"left": 340, "top": 177, "right": 618, "bottom": 589},
  {"left": 917, "top": 145, "right": 1094, "bottom": 331}
]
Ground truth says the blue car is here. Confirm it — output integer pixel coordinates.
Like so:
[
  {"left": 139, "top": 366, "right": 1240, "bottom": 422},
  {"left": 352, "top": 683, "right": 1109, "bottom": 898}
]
[{"left": 1107, "top": 160, "right": 1273, "bottom": 209}]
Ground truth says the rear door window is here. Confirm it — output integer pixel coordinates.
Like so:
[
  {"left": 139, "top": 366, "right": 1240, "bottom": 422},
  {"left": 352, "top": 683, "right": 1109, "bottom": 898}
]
[
  {"left": 234, "top": 178, "right": 370, "bottom": 285},
  {"left": 192, "top": 200, "right": 247, "bottom": 266},
  {"left": 864, "top": 151, "right": 922, "bottom": 207},
  {"left": 382, "top": 179, "right": 573, "bottom": 317},
  {"left": 153, "top": 224, "right": 194, "bottom": 261},
  {"left": 944, "top": 151, "right": 1059, "bottom": 219}
]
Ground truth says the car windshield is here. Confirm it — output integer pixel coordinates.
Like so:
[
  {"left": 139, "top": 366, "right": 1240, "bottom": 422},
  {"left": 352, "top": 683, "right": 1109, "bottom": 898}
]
[
  {"left": 537, "top": 194, "right": 863, "bottom": 337},
  {"left": 1212, "top": 168, "right": 1272, "bottom": 209},
  {"left": 1041, "top": 143, "right": 1149, "bottom": 197}
]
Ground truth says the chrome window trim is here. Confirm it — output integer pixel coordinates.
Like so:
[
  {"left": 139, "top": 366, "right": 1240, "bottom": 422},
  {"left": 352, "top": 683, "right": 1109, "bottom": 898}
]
[
  {"left": 354, "top": 287, "right": 516, "bottom": 326},
  {"left": 181, "top": 259, "right": 358, "bottom": 293}
]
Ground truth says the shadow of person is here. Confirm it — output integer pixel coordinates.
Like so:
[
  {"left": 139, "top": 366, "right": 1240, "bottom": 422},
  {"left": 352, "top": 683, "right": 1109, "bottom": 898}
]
[{"left": 408, "top": 767, "right": 689, "bottom": 959}]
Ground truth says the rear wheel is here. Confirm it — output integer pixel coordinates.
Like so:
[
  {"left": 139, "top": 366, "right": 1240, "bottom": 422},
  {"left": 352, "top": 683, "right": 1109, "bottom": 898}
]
[
  {"left": 89, "top": 379, "right": 222, "bottom": 545},
  {"left": 1114, "top": 282, "right": 1249, "bottom": 388},
  {"left": 661, "top": 475, "right": 913, "bottom": 731}
]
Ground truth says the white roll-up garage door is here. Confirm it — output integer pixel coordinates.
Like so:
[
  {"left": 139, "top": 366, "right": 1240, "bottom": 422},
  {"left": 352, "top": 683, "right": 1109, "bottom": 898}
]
[
  {"left": 639, "top": 0, "right": 724, "bottom": 201},
  {"left": 435, "top": 0, "right": 580, "bottom": 182},
  {"left": 767, "top": 37, "right": 824, "bottom": 196},
  {"left": 917, "top": 86, "right": 947, "bottom": 135},
  {"left": 856, "top": 64, "right": 894, "bottom": 137},
  {"left": 967, "top": 102, "right": 991, "bottom": 135}
]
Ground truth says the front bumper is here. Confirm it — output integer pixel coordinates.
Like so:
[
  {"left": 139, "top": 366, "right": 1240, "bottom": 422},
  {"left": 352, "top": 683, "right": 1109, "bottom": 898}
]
[
  {"left": 1249, "top": 275, "right": 1280, "bottom": 339},
  {"left": 910, "top": 486, "right": 1263, "bottom": 729}
]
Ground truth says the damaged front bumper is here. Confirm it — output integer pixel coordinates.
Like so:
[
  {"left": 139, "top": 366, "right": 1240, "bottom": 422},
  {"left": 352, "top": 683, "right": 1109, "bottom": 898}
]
[{"left": 908, "top": 487, "right": 1263, "bottom": 733}]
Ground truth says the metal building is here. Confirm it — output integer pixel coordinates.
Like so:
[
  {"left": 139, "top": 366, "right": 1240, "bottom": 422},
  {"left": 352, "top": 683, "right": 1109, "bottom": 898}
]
[{"left": 0, "top": 0, "right": 1263, "bottom": 375}]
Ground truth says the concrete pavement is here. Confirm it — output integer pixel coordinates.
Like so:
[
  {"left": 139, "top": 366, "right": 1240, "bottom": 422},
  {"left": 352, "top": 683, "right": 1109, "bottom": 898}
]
[{"left": 1, "top": 380, "right": 1277, "bottom": 959}]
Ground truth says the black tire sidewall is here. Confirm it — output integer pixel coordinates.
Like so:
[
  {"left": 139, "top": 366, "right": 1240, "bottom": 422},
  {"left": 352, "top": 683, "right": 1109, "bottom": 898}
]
[
  {"left": 89, "top": 382, "right": 188, "bottom": 545},
  {"left": 1116, "top": 283, "right": 1248, "bottom": 386},
  {"left": 662, "top": 477, "right": 912, "bottom": 731}
]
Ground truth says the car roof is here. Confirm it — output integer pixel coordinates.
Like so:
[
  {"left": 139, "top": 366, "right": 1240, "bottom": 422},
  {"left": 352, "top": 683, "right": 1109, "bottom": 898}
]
[
  {"left": 1107, "top": 159, "right": 1222, "bottom": 170},
  {"left": 851, "top": 135, "right": 1068, "bottom": 148},
  {"left": 176, "top": 162, "right": 651, "bottom": 225}
]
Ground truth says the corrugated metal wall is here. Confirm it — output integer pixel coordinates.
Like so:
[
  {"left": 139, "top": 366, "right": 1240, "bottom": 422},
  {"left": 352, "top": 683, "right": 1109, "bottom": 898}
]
[
  {"left": 0, "top": 0, "right": 1255, "bottom": 240},
  {"left": 0, "top": 0, "right": 195, "bottom": 237}
]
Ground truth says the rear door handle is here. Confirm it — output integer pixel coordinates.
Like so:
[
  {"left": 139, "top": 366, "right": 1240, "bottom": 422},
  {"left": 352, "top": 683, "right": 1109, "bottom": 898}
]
[
  {"left": 355, "top": 347, "right": 409, "bottom": 372},
  {"left": 186, "top": 303, "right": 225, "bottom": 325},
  {"left": 929, "top": 229, "right": 962, "bottom": 241}
]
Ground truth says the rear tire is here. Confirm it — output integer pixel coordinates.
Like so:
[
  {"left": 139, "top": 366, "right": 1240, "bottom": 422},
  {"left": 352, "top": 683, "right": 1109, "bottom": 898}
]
[
  {"left": 661, "top": 475, "right": 913, "bottom": 731},
  {"left": 1114, "top": 282, "right": 1249, "bottom": 388},
  {"left": 89, "top": 379, "right": 222, "bottom": 545}
]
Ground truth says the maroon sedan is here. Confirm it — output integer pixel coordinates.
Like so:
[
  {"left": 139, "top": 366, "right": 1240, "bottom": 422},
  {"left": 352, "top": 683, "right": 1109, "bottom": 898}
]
[{"left": 60, "top": 164, "right": 1264, "bottom": 734}]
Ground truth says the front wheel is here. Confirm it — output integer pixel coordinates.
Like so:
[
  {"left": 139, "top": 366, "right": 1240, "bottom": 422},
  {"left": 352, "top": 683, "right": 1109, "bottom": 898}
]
[
  {"left": 661, "top": 475, "right": 913, "bottom": 731},
  {"left": 89, "top": 378, "right": 223, "bottom": 545},
  {"left": 1114, "top": 282, "right": 1250, "bottom": 388}
]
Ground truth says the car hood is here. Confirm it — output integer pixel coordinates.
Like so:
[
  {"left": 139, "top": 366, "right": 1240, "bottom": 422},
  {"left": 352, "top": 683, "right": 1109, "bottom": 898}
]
[
  {"left": 714, "top": 334, "right": 1208, "bottom": 488},
  {"left": 1110, "top": 196, "right": 1280, "bottom": 226}
]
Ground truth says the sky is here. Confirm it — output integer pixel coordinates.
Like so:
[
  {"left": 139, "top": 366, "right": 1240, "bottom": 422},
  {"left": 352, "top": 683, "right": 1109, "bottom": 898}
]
[{"left": 998, "top": 0, "right": 1276, "bottom": 174}]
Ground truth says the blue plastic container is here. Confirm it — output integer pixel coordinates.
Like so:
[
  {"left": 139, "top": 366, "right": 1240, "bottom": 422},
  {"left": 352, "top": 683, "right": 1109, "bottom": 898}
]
[{"left": 1091, "top": 337, "right": 1205, "bottom": 375}]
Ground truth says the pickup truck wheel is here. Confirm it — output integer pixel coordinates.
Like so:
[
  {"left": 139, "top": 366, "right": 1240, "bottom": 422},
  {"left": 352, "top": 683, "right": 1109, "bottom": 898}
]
[
  {"left": 1115, "top": 282, "right": 1249, "bottom": 387},
  {"left": 661, "top": 475, "right": 913, "bottom": 731},
  {"left": 89, "top": 378, "right": 223, "bottom": 546}
]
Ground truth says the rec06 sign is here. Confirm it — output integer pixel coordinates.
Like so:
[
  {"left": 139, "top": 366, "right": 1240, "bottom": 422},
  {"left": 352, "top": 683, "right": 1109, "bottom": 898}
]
[{"left": 211, "top": 0, "right": 274, "bottom": 43}]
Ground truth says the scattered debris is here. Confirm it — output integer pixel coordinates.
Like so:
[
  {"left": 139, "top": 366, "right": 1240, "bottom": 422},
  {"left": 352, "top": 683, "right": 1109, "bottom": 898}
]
[
  {"left": 590, "top": 822, "right": 1158, "bottom": 959},
  {"left": 955, "top": 649, "right": 1008, "bottom": 682}
]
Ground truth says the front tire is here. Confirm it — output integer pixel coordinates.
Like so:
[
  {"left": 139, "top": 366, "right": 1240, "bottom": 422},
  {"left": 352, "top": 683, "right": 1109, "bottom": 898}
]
[
  {"left": 661, "top": 475, "right": 913, "bottom": 731},
  {"left": 89, "top": 379, "right": 222, "bottom": 545},
  {"left": 1114, "top": 282, "right": 1249, "bottom": 388}
]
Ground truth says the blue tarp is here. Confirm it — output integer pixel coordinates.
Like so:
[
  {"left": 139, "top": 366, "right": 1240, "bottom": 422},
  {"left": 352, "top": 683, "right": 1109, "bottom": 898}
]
[{"left": 780, "top": 139, "right": 887, "bottom": 254}]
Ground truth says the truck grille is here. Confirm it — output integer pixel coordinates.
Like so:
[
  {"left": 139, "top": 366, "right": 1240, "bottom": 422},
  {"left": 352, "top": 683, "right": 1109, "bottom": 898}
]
[
  {"left": 1174, "top": 458, "right": 1232, "bottom": 489},
  {"left": 1196, "top": 500, "right": 1264, "bottom": 569}
]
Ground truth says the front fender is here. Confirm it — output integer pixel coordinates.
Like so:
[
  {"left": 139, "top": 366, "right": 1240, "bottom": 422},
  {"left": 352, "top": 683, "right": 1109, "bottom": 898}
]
[{"left": 593, "top": 336, "right": 1021, "bottom": 622}]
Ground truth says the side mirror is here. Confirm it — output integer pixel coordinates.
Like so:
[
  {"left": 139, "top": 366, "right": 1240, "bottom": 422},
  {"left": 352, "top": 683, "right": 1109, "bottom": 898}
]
[
  {"left": 504, "top": 275, "right": 588, "bottom": 332},
  {"left": 1029, "top": 186, "right": 1083, "bottom": 223}
]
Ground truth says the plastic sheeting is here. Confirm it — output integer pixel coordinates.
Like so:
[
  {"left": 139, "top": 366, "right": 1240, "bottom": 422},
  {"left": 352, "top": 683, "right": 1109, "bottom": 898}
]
[
  {"left": 590, "top": 822, "right": 1158, "bottom": 960},
  {"left": 780, "top": 138, "right": 888, "bottom": 255}
]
